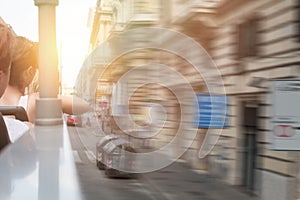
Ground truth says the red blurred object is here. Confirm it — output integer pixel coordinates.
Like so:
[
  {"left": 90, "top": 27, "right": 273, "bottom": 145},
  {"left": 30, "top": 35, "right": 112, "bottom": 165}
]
[{"left": 66, "top": 115, "right": 82, "bottom": 127}]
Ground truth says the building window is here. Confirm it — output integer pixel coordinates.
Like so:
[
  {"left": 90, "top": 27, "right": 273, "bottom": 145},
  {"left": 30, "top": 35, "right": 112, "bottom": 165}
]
[{"left": 238, "top": 18, "right": 258, "bottom": 58}]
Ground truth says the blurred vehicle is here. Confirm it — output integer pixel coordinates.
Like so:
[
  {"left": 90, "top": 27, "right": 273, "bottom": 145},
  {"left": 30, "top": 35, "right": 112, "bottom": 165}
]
[{"left": 66, "top": 115, "right": 82, "bottom": 127}]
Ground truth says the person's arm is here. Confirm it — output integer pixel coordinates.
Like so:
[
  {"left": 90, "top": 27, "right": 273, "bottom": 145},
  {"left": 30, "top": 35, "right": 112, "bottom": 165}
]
[{"left": 60, "top": 95, "right": 90, "bottom": 115}]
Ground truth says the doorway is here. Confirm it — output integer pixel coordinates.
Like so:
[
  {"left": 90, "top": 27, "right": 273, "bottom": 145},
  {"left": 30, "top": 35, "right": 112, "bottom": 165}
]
[{"left": 242, "top": 102, "right": 258, "bottom": 193}]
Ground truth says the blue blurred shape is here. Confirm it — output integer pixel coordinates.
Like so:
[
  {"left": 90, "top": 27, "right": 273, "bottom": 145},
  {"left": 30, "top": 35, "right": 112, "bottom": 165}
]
[{"left": 196, "top": 94, "right": 229, "bottom": 128}]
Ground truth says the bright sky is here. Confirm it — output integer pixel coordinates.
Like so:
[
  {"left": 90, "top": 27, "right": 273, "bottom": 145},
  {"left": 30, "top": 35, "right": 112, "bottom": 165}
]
[{"left": 0, "top": 0, "right": 95, "bottom": 87}]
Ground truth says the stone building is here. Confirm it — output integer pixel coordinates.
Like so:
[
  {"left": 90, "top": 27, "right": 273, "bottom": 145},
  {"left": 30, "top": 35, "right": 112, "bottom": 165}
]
[
  {"left": 185, "top": 0, "right": 300, "bottom": 199},
  {"left": 85, "top": 0, "right": 300, "bottom": 199}
]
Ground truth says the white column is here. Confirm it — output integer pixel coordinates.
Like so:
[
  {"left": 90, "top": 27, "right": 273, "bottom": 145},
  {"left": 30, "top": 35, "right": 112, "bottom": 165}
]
[{"left": 34, "top": 0, "right": 63, "bottom": 125}]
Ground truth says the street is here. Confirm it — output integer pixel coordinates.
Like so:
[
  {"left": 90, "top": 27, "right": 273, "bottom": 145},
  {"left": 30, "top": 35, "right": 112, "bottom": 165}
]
[
  {"left": 67, "top": 123, "right": 259, "bottom": 200},
  {"left": 67, "top": 125, "right": 165, "bottom": 200}
]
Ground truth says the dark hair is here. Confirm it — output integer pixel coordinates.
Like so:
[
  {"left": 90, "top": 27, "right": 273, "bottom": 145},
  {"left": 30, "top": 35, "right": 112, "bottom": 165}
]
[
  {"left": 10, "top": 36, "right": 38, "bottom": 90},
  {"left": 0, "top": 19, "right": 14, "bottom": 73}
]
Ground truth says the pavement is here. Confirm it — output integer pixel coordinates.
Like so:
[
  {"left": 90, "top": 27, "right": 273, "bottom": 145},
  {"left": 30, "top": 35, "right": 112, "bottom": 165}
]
[{"left": 140, "top": 161, "right": 259, "bottom": 200}]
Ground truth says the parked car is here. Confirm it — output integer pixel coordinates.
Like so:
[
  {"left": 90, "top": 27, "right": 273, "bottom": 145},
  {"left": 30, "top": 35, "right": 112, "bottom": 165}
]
[{"left": 66, "top": 115, "right": 82, "bottom": 127}]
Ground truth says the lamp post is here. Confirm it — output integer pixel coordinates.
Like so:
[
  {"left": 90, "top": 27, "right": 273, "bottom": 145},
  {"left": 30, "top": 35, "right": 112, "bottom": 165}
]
[{"left": 34, "top": 0, "right": 63, "bottom": 125}]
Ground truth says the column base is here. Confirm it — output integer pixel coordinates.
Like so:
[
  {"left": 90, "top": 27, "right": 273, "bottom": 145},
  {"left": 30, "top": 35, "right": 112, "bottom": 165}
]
[{"left": 35, "top": 98, "right": 63, "bottom": 126}]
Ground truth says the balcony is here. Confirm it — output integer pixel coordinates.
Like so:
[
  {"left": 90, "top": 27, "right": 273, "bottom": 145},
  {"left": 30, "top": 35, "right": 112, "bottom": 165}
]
[
  {"left": 126, "top": 0, "right": 160, "bottom": 27},
  {"left": 173, "top": 0, "right": 224, "bottom": 24}
]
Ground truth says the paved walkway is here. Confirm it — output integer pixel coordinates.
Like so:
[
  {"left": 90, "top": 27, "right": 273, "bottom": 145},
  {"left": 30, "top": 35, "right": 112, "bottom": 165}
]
[{"left": 140, "top": 161, "right": 259, "bottom": 200}]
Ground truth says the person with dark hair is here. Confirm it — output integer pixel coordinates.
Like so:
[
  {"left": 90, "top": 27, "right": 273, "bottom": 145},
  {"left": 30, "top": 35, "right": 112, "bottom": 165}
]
[
  {"left": 10, "top": 36, "right": 38, "bottom": 95},
  {"left": 0, "top": 17, "right": 30, "bottom": 143},
  {"left": 0, "top": 35, "right": 90, "bottom": 123},
  {"left": 0, "top": 36, "right": 38, "bottom": 122},
  {"left": 0, "top": 17, "right": 14, "bottom": 97}
]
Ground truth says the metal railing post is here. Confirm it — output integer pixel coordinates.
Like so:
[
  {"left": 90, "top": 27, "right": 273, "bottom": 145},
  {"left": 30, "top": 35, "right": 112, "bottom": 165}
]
[{"left": 34, "top": 0, "right": 63, "bottom": 125}]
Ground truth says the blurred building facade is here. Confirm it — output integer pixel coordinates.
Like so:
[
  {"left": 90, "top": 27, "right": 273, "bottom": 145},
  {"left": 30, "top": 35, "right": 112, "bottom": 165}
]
[
  {"left": 85, "top": 0, "right": 300, "bottom": 200},
  {"left": 172, "top": 0, "right": 300, "bottom": 199},
  {"left": 208, "top": 1, "right": 300, "bottom": 200}
]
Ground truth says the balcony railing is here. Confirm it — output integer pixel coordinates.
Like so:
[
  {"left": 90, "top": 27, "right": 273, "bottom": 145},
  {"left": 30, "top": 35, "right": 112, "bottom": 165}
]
[{"left": 173, "top": 0, "right": 223, "bottom": 23}]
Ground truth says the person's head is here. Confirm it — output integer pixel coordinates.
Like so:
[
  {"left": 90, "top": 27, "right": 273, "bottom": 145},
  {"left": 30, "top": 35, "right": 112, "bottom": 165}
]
[
  {"left": 0, "top": 17, "right": 14, "bottom": 97},
  {"left": 10, "top": 36, "right": 38, "bottom": 95}
]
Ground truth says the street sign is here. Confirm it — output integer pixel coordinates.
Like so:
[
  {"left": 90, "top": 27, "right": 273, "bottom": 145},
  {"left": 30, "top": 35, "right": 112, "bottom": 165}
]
[
  {"left": 271, "top": 80, "right": 300, "bottom": 150},
  {"left": 196, "top": 94, "right": 229, "bottom": 128}
]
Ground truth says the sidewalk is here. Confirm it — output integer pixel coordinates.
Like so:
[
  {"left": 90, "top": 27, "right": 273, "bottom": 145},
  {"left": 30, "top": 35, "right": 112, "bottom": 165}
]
[{"left": 140, "top": 161, "right": 259, "bottom": 200}]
